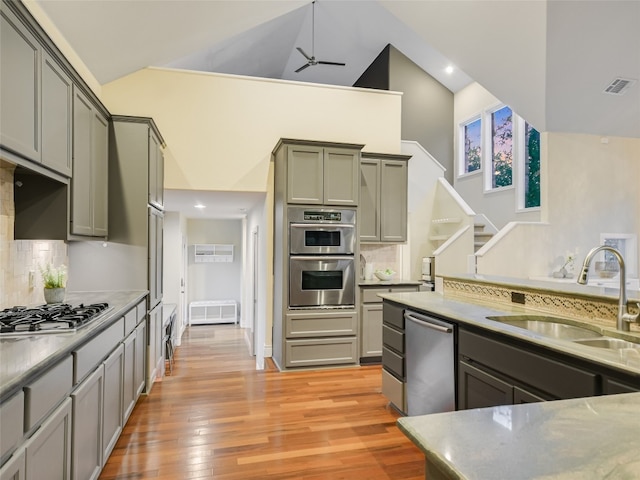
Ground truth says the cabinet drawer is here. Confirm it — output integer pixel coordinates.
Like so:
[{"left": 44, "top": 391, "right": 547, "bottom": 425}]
[
  {"left": 382, "top": 346, "right": 404, "bottom": 380},
  {"left": 285, "top": 337, "right": 357, "bottom": 368},
  {"left": 24, "top": 355, "right": 73, "bottom": 431},
  {"left": 123, "top": 308, "right": 137, "bottom": 336},
  {"left": 382, "top": 324, "right": 404, "bottom": 354},
  {"left": 73, "top": 318, "right": 124, "bottom": 384},
  {"left": 285, "top": 311, "right": 357, "bottom": 338},
  {"left": 390, "top": 286, "right": 418, "bottom": 293},
  {"left": 382, "top": 301, "right": 404, "bottom": 330},
  {"left": 361, "top": 288, "right": 389, "bottom": 303},
  {"left": 382, "top": 368, "right": 405, "bottom": 414},
  {"left": 136, "top": 299, "right": 146, "bottom": 322},
  {"left": 459, "top": 329, "right": 598, "bottom": 399},
  {"left": 0, "top": 391, "right": 24, "bottom": 461}
]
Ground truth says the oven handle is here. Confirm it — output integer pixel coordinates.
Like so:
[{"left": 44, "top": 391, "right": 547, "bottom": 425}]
[
  {"left": 289, "top": 223, "right": 355, "bottom": 229},
  {"left": 290, "top": 255, "right": 354, "bottom": 261}
]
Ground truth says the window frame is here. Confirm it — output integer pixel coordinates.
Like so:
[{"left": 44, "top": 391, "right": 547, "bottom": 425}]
[
  {"left": 516, "top": 118, "right": 542, "bottom": 212},
  {"left": 457, "top": 114, "right": 483, "bottom": 179},
  {"left": 483, "top": 104, "right": 514, "bottom": 193}
]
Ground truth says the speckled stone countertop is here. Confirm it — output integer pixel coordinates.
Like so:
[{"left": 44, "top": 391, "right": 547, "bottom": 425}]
[
  {"left": 0, "top": 290, "right": 147, "bottom": 402},
  {"left": 398, "top": 392, "right": 640, "bottom": 479},
  {"left": 358, "top": 278, "right": 423, "bottom": 287},
  {"left": 378, "top": 290, "right": 640, "bottom": 376}
]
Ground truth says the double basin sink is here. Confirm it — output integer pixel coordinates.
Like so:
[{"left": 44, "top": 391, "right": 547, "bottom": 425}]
[{"left": 485, "top": 315, "right": 640, "bottom": 350}]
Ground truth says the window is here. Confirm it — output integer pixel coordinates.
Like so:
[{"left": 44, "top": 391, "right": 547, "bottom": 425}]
[
  {"left": 462, "top": 117, "right": 481, "bottom": 174},
  {"left": 524, "top": 122, "right": 540, "bottom": 208},
  {"left": 490, "top": 106, "right": 513, "bottom": 189}
]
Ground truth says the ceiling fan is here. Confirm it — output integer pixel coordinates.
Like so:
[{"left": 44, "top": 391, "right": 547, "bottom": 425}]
[{"left": 295, "top": 1, "right": 345, "bottom": 73}]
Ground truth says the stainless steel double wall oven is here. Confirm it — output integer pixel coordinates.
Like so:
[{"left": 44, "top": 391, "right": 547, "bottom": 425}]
[{"left": 288, "top": 207, "right": 356, "bottom": 308}]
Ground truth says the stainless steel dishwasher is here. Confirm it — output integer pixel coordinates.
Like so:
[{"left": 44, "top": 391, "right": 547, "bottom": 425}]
[{"left": 404, "top": 310, "right": 456, "bottom": 416}]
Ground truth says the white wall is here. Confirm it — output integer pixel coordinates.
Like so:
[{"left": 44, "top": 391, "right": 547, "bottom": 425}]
[
  {"left": 101, "top": 68, "right": 402, "bottom": 192},
  {"left": 187, "top": 219, "right": 243, "bottom": 309},
  {"left": 454, "top": 82, "right": 541, "bottom": 229}
]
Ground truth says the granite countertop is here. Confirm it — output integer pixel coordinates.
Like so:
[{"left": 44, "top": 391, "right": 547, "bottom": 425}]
[
  {"left": 378, "top": 290, "right": 640, "bottom": 376},
  {"left": 359, "top": 278, "right": 423, "bottom": 287},
  {"left": 0, "top": 290, "right": 147, "bottom": 401},
  {"left": 398, "top": 392, "right": 640, "bottom": 479}
]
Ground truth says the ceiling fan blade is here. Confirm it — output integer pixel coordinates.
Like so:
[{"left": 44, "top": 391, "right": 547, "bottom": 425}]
[
  {"left": 317, "top": 61, "right": 346, "bottom": 67},
  {"left": 295, "top": 63, "right": 311, "bottom": 73},
  {"left": 296, "top": 47, "right": 312, "bottom": 61}
]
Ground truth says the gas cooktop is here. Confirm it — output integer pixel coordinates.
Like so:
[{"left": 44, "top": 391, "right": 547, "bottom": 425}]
[{"left": 0, "top": 303, "right": 111, "bottom": 335}]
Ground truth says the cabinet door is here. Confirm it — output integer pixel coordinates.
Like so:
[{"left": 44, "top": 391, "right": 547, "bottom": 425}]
[
  {"left": 0, "top": 6, "right": 40, "bottom": 161},
  {"left": 24, "top": 397, "right": 72, "bottom": 480},
  {"left": 0, "top": 448, "right": 25, "bottom": 480},
  {"left": 286, "top": 145, "right": 323, "bottom": 204},
  {"left": 134, "top": 320, "right": 146, "bottom": 398},
  {"left": 604, "top": 378, "right": 640, "bottom": 394},
  {"left": 380, "top": 159, "right": 407, "bottom": 242},
  {"left": 458, "top": 360, "right": 513, "bottom": 410},
  {"left": 513, "top": 386, "right": 547, "bottom": 404},
  {"left": 359, "top": 159, "right": 380, "bottom": 241},
  {"left": 122, "top": 331, "right": 136, "bottom": 423},
  {"left": 148, "top": 131, "right": 163, "bottom": 209},
  {"left": 323, "top": 147, "right": 359, "bottom": 206},
  {"left": 148, "top": 208, "right": 163, "bottom": 308},
  {"left": 41, "top": 52, "right": 72, "bottom": 176},
  {"left": 361, "top": 304, "right": 383, "bottom": 357},
  {"left": 102, "top": 344, "right": 124, "bottom": 462},
  {"left": 91, "top": 111, "right": 109, "bottom": 237},
  {"left": 146, "top": 304, "right": 163, "bottom": 391},
  {"left": 71, "top": 88, "right": 94, "bottom": 236},
  {"left": 71, "top": 366, "right": 104, "bottom": 480}
]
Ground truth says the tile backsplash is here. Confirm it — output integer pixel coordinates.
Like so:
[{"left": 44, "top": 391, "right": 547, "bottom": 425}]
[
  {"left": 360, "top": 244, "right": 401, "bottom": 277},
  {"left": 0, "top": 160, "right": 68, "bottom": 308}
]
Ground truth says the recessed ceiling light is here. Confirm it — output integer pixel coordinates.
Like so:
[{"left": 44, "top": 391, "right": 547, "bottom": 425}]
[
  {"left": 194, "top": 204, "right": 206, "bottom": 209},
  {"left": 445, "top": 65, "right": 454, "bottom": 75}
]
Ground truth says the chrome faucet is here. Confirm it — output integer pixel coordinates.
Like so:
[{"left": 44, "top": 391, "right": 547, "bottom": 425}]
[{"left": 577, "top": 246, "right": 640, "bottom": 331}]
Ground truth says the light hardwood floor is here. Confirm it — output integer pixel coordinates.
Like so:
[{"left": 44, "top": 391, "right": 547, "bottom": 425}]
[{"left": 99, "top": 324, "right": 425, "bottom": 479}]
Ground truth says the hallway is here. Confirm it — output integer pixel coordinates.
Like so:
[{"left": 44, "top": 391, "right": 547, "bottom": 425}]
[{"left": 99, "top": 324, "right": 425, "bottom": 479}]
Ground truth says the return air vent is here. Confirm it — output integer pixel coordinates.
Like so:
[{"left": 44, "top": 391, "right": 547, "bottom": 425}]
[{"left": 603, "top": 77, "right": 636, "bottom": 95}]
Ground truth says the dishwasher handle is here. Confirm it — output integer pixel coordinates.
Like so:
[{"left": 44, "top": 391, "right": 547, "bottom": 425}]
[{"left": 404, "top": 311, "right": 453, "bottom": 334}]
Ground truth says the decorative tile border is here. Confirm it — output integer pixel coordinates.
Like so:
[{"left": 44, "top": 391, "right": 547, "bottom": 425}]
[{"left": 443, "top": 278, "right": 639, "bottom": 332}]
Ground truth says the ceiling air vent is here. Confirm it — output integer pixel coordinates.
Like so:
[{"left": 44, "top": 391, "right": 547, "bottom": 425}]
[{"left": 603, "top": 77, "right": 637, "bottom": 95}]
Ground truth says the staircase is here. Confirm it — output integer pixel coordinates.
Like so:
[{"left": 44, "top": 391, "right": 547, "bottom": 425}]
[{"left": 474, "top": 223, "right": 494, "bottom": 252}]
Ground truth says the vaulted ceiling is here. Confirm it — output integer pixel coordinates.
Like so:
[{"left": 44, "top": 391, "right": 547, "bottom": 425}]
[{"left": 30, "top": 0, "right": 640, "bottom": 218}]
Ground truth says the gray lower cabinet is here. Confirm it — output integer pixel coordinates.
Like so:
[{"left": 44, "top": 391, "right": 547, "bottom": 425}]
[
  {"left": 134, "top": 320, "right": 147, "bottom": 398},
  {"left": 102, "top": 344, "right": 124, "bottom": 462},
  {"left": 147, "top": 303, "right": 164, "bottom": 391},
  {"left": 122, "top": 331, "right": 136, "bottom": 423},
  {"left": 360, "top": 153, "right": 410, "bottom": 242},
  {"left": 362, "top": 286, "right": 419, "bottom": 360},
  {"left": 24, "top": 397, "right": 72, "bottom": 480},
  {"left": 71, "top": 86, "right": 108, "bottom": 237},
  {"left": 71, "top": 365, "right": 104, "bottom": 480},
  {"left": 283, "top": 310, "right": 358, "bottom": 368},
  {"left": 458, "top": 328, "right": 598, "bottom": 409},
  {"left": 0, "top": 391, "right": 24, "bottom": 465},
  {"left": 381, "top": 301, "right": 406, "bottom": 413},
  {"left": 0, "top": 448, "right": 25, "bottom": 480},
  {"left": 603, "top": 377, "right": 640, "bottom": 394}
]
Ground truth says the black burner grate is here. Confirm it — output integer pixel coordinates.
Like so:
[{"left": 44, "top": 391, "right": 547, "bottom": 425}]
[{"left": 0, "top": 303, "right": 109, "bottom": 333}]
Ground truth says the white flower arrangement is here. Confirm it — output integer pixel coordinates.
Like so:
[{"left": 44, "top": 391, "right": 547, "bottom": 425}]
[{"left": 40, "top": 263, "right": 67, "bottom": 289}]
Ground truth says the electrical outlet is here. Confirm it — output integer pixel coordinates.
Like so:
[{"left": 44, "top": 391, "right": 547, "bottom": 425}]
[
  {"left": 511, "top": 292, "right": 525, "bottom": 304},
  {"left": 29, "top": 270, "right": 35, "bottom": 289}
]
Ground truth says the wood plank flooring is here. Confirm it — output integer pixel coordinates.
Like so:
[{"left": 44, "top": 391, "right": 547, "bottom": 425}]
[{"left": 99, "top": 324, "right": 425, "bottom": 479}]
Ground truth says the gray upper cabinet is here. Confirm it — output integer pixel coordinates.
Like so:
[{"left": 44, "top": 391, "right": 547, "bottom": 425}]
[
  {"left": 1, "top": 4, "right": 73, "bottom": 178},
  {"left": 148, "top": 131, "right": 164, "bottom": 209},
  {"left": 71, "top": 87, "right": 108, "bottom": 237},
  {"left": 0, "top": 4, "right": 40, "bottom": 162},
  {"left": 360, "top": 153, "right": 410, "bottom": 243},
  {"left": 284, "top": 142, "right": 360, "bottom": 206},
  {"left": 41, "top": 51, "right": 72, "bottom": 176}
]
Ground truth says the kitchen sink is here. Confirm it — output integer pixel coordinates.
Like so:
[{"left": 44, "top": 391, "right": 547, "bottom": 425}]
[
  {"left": 572, "top": 337, "right": 640, "bottom": 350},
  {"left": 485, "top": 315, "right": 603, "bottom": 340}
]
